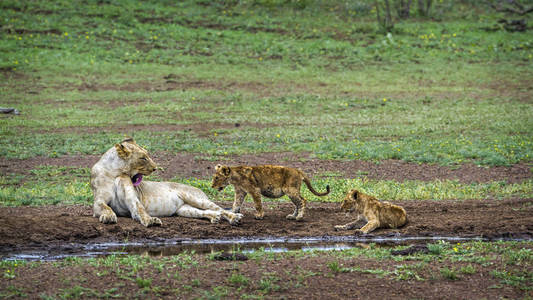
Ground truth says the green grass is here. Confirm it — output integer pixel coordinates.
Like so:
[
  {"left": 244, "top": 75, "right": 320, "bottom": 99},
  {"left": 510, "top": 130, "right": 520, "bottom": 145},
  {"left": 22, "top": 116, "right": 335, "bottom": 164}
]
[
  {"left": 1, "top": 166, "right": 531, "bottom": 206},
  {"left": 0, "top": 0, "right": 531, "bottom": 167}
]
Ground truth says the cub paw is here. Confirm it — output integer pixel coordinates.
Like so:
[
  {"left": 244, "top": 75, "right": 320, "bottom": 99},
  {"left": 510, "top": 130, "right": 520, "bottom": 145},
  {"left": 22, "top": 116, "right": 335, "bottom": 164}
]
[
  {"left": 334, "top": 225, "right": 346, "bottom": 231},
  {"left": 254, "top": 213, "right": 264, "bottom": 220},
  {"left": 286, "top": 214, "right": 297, "bottom": 220},
  {"left": 99, "top": 212, "right": 117, "bottom": 224}
]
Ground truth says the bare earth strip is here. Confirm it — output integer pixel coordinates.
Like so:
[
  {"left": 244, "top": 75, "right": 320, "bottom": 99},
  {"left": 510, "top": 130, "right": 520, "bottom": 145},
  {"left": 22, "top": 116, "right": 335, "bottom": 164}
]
[
  {"left": 0, "top": 152, "right": 531, "bottom": 183},
  {"left": 0, "top": 199, "right": 531, "bottom": 252}
]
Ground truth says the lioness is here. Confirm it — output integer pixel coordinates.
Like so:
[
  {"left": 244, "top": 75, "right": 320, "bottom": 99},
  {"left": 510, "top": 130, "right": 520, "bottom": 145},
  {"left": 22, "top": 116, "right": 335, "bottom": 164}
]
[
  {"left": 91, "top": 138, "right": 242, "bottom": 227},
  {"left": 334, "top": 189, "right": 407, "bottom": 234},
  {"left": 211, "top": 164, "right": 330, "bottom": 220}
]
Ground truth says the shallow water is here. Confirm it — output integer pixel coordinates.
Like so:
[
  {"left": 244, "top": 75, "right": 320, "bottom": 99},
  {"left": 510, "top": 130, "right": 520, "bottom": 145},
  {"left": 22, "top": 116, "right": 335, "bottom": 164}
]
[{"left": 2, "top": 235, "right": 529, "bottom": 261}]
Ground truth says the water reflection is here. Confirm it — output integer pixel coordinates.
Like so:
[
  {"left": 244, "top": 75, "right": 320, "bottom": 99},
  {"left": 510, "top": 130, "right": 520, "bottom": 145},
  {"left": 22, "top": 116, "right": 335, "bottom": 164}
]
[{"left": 3, "top": 235, "right": 527, "bottom": 261}]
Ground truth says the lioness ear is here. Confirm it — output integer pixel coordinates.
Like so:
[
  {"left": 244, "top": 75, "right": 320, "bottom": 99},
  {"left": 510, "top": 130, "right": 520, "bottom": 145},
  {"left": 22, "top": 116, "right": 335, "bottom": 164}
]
[
  {"left": 115, "top": 142, "right": 131, "bottom": 159},
  {"left": 352, "top": 190, "right": 359, "bottom": 201}
]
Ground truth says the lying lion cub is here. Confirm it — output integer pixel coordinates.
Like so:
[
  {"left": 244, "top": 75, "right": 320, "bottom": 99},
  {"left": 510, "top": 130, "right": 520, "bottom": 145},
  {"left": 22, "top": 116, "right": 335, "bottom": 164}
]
[
  {"left": 335, "top": 189, "right": 407, "bottom": 234},
  {"left": 91, "top": 138, "right": 242, "bottom": 227},
  {"left": 211, "top": 164, "right": 330, "bottom": 220}
]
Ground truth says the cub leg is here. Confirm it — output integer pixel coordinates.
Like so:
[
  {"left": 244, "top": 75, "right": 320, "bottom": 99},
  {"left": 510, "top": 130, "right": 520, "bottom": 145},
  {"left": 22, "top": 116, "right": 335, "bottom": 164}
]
[
  {"left": 176, "top": 204, "right": 221, "bottom": 224},
  {"left": 115, "top": 176, "right": 161, "bottom": 227},
  {"left": 334, "top": 216, "right": 362, "bottom": 231},
  {"left": 287, "top": 193, "right": 306, "bottom": 221},
  {"left": 232, "top": 188, "right": 247, "bottom": 213},
  {"left": 357, "top": 220, "right": 380, "bottom": 234},
  {"left": 249, "top": 190, "right": 264, "bottom": 219}
]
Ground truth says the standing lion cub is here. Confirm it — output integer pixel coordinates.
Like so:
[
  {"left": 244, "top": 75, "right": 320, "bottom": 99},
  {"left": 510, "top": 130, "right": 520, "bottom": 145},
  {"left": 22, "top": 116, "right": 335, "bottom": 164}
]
[
  {"left": 211, "top": 164, "right": 330, "bottom": 221},
  {"left": 335, "top": 189, "right": 407, "bottom": 234}
]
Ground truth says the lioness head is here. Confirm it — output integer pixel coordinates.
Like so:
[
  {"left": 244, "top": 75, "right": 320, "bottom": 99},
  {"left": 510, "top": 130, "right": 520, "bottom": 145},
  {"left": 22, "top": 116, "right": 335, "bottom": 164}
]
[
  {"left": 211, "top": 164, "right": 231, "bottom": 191},
  {"left": 340, "top": 189, "right": 362, "bottom": 212},
  {"left": 114, "top": 138, "right": 157, "bottom": 186}
]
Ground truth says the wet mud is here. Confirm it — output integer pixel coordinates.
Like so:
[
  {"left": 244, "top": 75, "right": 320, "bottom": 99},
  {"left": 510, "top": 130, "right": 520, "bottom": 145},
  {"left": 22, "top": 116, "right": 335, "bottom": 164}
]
[{"left": 1, "top": 199, "right": 532, "bottom": 259}]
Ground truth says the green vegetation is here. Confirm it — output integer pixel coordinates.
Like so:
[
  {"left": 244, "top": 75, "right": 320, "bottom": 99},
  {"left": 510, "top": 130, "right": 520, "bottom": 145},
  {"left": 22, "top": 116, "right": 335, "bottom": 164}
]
[
  {"left": 3, "top": 241, "right": 530, "bottom": 298},
  {"left": 1, "top": 166, "right": 531, "bottom": 206},
  {"left": 0, "top": 0, "right": 531, "bottom": 166}
]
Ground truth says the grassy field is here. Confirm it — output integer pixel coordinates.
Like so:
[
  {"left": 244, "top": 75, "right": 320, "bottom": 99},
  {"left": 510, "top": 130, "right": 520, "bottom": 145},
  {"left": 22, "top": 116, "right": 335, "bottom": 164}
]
[
  {"left": 1, "top": 2, "right": 532, "bottom": 298},
  {"left": 1, "top": 0, "right": 532, "bottom": 207}
]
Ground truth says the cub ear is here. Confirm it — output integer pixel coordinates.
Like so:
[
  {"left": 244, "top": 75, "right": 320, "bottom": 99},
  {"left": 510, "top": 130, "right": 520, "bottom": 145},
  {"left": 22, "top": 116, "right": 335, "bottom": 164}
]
[
  {"left": 115, "top": 142, "right": 131, "bottom": 159},
  {"left": 122, "top": 137, "right": 135, "bottom": 144},
  {"left": 215, "top": 165, "right": 231, "bottom": 176},
  {"left": 222, "top": 166, "right": 231, "bottom": 176},
  {"left": 352, "top": 190, "right": 359, "bottom": 200}
]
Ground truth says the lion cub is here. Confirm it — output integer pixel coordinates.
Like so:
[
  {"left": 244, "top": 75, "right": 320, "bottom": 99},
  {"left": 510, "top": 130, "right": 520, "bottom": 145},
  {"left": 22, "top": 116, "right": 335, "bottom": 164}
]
[
  {"left": 211, "top": 164, "right": 330, "bottom": 220},
  {"left": 335, "top": 189, "right": 407, "bottom": 234}
]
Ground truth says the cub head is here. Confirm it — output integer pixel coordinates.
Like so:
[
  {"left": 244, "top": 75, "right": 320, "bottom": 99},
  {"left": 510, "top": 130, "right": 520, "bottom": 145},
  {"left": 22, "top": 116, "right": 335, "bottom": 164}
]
[
  {"left": 340, "top": 189, "right": 362, "bottom": 212},
  {"left": 114, "top": 138, "right": 157, "bottom": 186},
  {"left": 211, "top": 164, "right": 231, "bottom": 191}
]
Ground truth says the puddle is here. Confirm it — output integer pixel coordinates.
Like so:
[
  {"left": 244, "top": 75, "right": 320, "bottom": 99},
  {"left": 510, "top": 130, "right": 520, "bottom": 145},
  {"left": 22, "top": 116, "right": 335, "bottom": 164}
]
[{"left": 2, "top": 235, "right": 529, "bottom": 261}]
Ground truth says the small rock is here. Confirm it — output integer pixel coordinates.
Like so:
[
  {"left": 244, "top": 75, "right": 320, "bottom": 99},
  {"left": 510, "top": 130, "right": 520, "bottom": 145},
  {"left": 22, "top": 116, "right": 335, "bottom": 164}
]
[
  {"left": 0, "top": 107, "right": 20, "bottom": 115},
  {"left": 213, "top": 252, "right": 248, "bottom": 261}
]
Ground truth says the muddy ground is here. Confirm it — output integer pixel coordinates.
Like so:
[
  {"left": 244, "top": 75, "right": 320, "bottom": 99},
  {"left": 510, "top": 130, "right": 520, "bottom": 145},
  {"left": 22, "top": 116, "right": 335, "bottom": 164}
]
[
  {"left": 1, "top": 198, "right": 532, "bottom": 255},
  {"left": 1, "top": 199, "right": 533, "bottom": 299}
]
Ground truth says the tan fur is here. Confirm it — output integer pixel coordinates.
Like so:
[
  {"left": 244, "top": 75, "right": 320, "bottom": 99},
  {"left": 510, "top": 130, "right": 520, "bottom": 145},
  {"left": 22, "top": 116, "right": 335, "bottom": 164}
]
[
  {"left": 335, "top": 189, "right": 407, "bottom": 234},
  {"left": 91, "top": 139, "right": 242, "bottom": 227},
  {"left": 211, "top": 164, "right": 330, "bottom": 220}
]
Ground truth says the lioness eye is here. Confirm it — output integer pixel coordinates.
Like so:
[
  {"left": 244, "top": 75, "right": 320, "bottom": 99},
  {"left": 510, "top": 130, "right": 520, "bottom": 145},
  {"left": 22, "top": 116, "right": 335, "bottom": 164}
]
[{"left": 141, "top": 157, "right": 147, "bottom": 161}]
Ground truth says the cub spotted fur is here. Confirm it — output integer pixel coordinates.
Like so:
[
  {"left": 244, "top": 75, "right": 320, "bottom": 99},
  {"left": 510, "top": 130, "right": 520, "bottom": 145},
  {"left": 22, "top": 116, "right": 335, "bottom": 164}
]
[
  {"left": 335, "top": 189, "right": 407, "bottom": 234},
  {"left": 211, "top": 164, "right": 330, "bottom": 220}
]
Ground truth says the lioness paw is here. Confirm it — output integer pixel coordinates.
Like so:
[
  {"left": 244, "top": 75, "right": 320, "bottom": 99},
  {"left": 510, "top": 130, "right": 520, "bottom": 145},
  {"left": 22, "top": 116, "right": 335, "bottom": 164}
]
[
  {"left": 150, "top": 217, "right": 162, "bottom": 227},
  {"left": 140, "top": 216, "right": 162, "bottom": 227},
  {"left": 99, "top": 213, "right": 117, "bottom": 224},
  {"left": 210, "top": 213, "right": 221, "bottom": 224},
  {"left": 229, "top": 213, "right": 243, "bottom": 225}
]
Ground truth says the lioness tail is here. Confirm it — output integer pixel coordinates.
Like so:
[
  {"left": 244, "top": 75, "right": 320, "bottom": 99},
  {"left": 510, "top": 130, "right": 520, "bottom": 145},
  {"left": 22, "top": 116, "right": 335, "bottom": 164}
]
[{"left": 302, "top": 175, "right": 330, "bottom": 196}]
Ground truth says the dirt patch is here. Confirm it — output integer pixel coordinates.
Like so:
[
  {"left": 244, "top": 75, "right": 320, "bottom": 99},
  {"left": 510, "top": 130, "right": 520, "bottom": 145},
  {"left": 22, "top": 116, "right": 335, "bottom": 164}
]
[
  {"left": 0, "top": 198, "right": 531, "bottom": 253},
  {"left": 34, "top": 121, "right": 263, "bottom": 135},
  {"left": 1, "top": 152, "right": 530, "bottom": 184},
  {"left": 73, "top": 78, "right": 283, "bottom": 97}
]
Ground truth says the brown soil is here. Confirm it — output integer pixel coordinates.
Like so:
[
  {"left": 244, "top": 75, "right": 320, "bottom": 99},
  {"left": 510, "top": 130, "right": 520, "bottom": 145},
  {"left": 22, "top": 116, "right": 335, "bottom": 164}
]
[
  {"left": 1, "top": 152, "right": 530, "bottom": 184},
  {"left": 1, "top": 198, "right": 531, "bottom": 253},
  {"left": 35, "top": 121, "right": 267, "bottom": 135},
  {"left": 1, "top": 199, "right": 532, "bottom": 298},
  {"left": 3, "top": 244, "right": 532, "bottom": 299}
]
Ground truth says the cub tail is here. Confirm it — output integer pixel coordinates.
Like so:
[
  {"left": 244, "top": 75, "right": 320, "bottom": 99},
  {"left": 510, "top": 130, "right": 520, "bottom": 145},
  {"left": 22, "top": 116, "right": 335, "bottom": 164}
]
[{"left": 302, "top": 175, "right": 330, "bottom": 196}]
